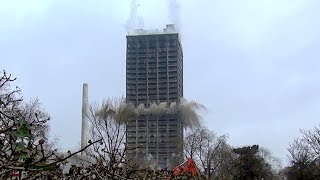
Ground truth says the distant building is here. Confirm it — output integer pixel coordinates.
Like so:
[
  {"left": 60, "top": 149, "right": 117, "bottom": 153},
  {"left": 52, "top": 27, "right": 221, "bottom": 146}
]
[{"left": 126, "top": 24, "right": 183, "bottom": 168}]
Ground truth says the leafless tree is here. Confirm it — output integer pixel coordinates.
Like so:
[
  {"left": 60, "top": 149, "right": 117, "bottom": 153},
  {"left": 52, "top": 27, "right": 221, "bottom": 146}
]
[
  {"left": 258, "top": 147, "right": 283, "bottom": 177},
  {"left": 184, "top": 126, "right": 282, "bottom": 179},
  {"left": 286, "top": 125, "right": 320, "bottom": 179},
  {"left": 85, "top": 99, "right": 143, "bottom": 179},
  {"left": 183, "top": 126, "right": 231, "bottom": 179},
  {"left": 20, "top": 99, "right": 49, "bottom": 141},
  {"left": 0, "top": 70, "right": 100, "bottom": 179}
]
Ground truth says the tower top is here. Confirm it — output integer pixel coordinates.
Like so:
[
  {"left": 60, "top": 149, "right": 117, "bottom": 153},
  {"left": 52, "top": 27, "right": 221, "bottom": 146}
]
[{"left": 127, "top": 24, "right": 178, "bottom": 36}]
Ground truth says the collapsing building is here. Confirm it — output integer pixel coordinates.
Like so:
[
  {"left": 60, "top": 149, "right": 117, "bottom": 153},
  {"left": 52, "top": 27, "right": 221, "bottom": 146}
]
[{"left": 126, "top": 24, "right": 183, "bottom": 168}]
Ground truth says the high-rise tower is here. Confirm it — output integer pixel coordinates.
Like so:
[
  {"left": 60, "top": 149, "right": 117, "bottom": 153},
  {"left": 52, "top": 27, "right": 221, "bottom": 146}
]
[{"left": 126, "top": 24, "right": 183, "bottom": 168}]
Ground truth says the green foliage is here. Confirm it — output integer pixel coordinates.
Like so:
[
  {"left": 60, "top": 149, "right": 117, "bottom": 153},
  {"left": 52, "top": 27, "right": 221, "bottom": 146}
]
[
  {"left": 0, "top": 140, "right": 4, "bottom": 150},
  {"left": 16, "top": 118, "right": 31, "bottom": 135},
  {"left": 231, "top": 145, "right": 279, "bottom": 180}
]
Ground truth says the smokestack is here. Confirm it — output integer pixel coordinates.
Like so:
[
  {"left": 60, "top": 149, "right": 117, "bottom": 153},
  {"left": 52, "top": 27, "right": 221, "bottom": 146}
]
[{"left": 81, "top": 83, "right": 88, "bottom": 155}]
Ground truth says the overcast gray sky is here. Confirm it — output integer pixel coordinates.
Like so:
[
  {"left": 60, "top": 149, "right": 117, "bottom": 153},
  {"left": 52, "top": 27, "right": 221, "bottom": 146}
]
[{"left": 1, "top": 0, "right": 320, "bottom": 166}]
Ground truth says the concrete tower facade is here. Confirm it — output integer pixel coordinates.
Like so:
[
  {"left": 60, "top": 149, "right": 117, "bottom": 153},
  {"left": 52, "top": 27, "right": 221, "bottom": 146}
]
[{"left": 126, "top": 25, "right": 183, "bottom": 168}]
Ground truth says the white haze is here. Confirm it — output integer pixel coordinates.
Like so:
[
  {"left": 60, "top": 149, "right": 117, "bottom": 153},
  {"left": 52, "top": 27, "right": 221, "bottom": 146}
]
[
  {"left": 1, "top": 0, "right": 320, "bottom": 167},
  {"left": 168, "top": 0, "right": 181, "bottom": 31},
  {"left": 115, "top": 98, "right": 205, "bottom": 129},
  {"left": 126, "top": 0, "right": 181, "bottom": 33},
  {"left": 125, "top": 0, "right": 145, "bottom": 31}
]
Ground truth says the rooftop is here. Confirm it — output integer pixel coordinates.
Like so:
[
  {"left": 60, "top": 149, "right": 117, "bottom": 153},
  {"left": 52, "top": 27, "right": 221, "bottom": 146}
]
[{"left": 127, "top": 24, "right": 178, "bottom": 36}]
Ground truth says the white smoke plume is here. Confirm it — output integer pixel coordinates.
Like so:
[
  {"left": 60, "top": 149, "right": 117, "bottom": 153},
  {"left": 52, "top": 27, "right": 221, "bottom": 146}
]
[
  {"left": 125, "top": 0, "right": 137, "bottom": 31},
  {"left": 168, "top": 0, "right": 181, "bottom": 31},
  {"left": 95, "top": 98, "right": 204, "bottom": 129},
  {"left": 125, "top": 0, "right": 144, "bottom": 31},
  {"left": 119, "top": 98, "right": 205, "bottom": 129},
  {"left": 179, "top": 98, "right": 205, "bottom": 128}
]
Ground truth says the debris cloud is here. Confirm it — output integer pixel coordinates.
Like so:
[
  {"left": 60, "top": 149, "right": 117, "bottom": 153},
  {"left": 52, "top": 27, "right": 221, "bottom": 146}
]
[
  {"left": 114, "top": 98, "right": 205, "bottom": 129},
  {"left": 168, "top": 0, "right": 181, "bottom": 31},
  {"left": 126, "top": 0, "right": 144, "bottom": 31}
]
